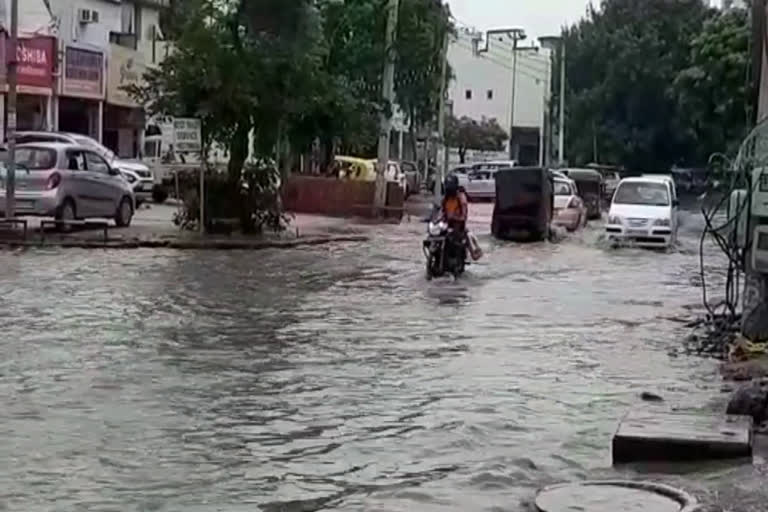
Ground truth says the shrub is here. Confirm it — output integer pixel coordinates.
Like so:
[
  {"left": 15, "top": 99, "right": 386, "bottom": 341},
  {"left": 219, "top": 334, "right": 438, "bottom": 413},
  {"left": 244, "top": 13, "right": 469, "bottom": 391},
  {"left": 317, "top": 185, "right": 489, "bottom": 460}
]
[{"left": 172, "top": 164, "right": 290, "bottom": 234}]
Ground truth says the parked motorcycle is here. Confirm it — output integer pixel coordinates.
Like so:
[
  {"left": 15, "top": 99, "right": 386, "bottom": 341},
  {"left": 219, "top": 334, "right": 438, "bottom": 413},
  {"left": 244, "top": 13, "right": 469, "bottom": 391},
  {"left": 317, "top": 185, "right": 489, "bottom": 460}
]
[{"left": 423, "top": 219, "right": 467, "bottom": 280}]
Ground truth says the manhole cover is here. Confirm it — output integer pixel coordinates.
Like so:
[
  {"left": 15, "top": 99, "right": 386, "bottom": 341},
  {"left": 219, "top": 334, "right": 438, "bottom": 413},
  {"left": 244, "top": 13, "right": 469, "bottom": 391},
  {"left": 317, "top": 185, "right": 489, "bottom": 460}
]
[{"left": 535, "top": 481, "right": 698, "bottom": 512}]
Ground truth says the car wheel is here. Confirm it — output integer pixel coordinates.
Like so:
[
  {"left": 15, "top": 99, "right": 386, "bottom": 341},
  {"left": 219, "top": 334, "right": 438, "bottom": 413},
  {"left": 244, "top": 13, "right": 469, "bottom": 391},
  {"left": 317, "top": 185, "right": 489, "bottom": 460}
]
[
  {"left": 115, "top": 197, "right": 134, "bottom": 227},
  {"left": 55, "top": 198, "right": 76, "bottom": 232}
]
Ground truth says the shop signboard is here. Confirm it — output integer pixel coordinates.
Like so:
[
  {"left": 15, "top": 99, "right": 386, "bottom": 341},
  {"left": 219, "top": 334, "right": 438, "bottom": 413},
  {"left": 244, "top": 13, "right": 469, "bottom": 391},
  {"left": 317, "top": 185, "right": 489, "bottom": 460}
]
[
  {"left": 0, "top": 34, "right": 55, "bottom": 93},
  {"left": 106, "top": 44, "right": 147, "bottom": 108},
  {"left": 63, "top": 46, "right": 104, "bottom": 99},
  {"left": 172, "top": 118, "right": 202, "bottom": 153}
]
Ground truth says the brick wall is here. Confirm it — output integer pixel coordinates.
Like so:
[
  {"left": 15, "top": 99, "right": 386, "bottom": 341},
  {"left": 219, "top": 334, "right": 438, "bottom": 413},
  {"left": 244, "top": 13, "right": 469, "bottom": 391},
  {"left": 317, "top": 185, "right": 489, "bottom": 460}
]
[{"left": 282, "top": 177, "right": 403, "bottom": 219}]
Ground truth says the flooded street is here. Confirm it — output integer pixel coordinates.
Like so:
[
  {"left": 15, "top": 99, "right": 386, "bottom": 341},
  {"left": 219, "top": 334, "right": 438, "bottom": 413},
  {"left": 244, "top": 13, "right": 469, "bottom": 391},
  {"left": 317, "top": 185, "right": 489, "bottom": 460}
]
[{"left": 0, "top": 203, "right": 765, "bottom": 511}]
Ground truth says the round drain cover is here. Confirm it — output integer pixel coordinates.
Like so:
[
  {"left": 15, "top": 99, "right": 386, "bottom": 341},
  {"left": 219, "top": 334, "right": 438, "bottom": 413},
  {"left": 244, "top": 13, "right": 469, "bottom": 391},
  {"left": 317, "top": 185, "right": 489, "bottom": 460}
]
[{"left": 535, "top": 481, "right": 697, "bottom": 512}]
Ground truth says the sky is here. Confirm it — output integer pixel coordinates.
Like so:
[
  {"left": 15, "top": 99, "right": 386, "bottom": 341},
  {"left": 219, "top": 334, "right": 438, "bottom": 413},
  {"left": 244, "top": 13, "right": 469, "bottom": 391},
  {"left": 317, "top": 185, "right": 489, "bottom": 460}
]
[{"left": 447, "top": 0, "right": 724, "bottom": 42}]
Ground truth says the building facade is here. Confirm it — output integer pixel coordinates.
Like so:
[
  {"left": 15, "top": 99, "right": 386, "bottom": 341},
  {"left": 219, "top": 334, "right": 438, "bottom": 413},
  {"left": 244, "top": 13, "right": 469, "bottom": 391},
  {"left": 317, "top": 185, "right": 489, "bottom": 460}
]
[
  {"left": 448, "top": 28, "right": 552, "bottom": 166},
  {"left": 6, "top": 0, "right": 168, "bottom": 158}
]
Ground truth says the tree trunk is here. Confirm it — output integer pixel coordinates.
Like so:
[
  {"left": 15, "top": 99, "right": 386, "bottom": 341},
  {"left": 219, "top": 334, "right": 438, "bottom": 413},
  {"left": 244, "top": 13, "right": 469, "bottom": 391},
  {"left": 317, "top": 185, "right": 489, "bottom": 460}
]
[
  {"left": 459, "top": 147, "right": 466, "bottom": 164},
  {"left": 227, "top": 121, "right": 250, "bottom": 184}
]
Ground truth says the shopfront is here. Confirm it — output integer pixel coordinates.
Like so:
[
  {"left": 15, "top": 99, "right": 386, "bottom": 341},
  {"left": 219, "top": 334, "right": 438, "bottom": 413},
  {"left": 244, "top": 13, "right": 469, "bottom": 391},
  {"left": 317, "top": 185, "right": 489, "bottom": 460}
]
[
  {"left": 105, "top": 44, "right": 147, "bottom": 158},
  {"left": 0, "top": 33, "right": 56, "bottom": 140},
  {"left": 59, "top": 46, "right": 105, "bottom": 140}
]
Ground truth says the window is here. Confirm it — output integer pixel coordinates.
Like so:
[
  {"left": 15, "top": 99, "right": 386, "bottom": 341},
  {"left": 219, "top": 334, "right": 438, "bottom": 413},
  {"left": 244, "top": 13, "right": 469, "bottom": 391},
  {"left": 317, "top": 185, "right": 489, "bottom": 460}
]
[
  {"left": 121, "top": 2, "right": 134, "bottom": 34},
  {"left": 487, "top": 89, "right": 493, "bottom": 100},
  {"left": 465, "top": 89, "right": 472, "bottom": 100},
  {"left": 66, "top": 151, "right": 87, "bottom": 171},
  {"left": 85, "top": 151, "right": 110, "bottom": 174},
  {"left": 15, "top": 148, "right": 57, "bottom": 170}
]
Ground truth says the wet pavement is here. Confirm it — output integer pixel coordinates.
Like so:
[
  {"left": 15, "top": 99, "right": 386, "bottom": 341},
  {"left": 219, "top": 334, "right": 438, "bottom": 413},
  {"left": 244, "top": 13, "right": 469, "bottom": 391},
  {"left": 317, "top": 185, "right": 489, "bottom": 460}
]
[{"left": 0, "top": 201, "right": 766, "bottom": 511}]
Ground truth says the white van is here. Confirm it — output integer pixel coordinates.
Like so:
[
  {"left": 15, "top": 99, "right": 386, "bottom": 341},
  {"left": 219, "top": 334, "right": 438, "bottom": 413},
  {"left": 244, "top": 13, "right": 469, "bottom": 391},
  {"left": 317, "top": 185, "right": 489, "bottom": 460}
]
[{"left": 605, "top": 176, "right": 679, "bottom": 248}]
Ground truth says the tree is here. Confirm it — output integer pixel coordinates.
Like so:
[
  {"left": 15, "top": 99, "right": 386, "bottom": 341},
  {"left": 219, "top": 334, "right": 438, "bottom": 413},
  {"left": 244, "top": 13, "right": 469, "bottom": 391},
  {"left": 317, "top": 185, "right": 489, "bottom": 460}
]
[
  {"left": 135, "top": 0, "right": 453, "bottom": 179},
  {"left": 555, "top": 0, "right": 716, "bottom": 170},
  {"left": 446, "top": 115, "right": 508, "bottom": 163},
  {"left": 674, "top": 7, "right": 753, "bottom": 163}
]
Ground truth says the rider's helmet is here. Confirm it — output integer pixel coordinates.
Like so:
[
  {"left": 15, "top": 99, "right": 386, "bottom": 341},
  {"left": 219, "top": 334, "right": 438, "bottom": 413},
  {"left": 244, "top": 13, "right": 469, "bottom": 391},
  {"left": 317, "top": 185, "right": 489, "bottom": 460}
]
[{"left": 444, "top": 174, "right": 459, "bottom": 197}]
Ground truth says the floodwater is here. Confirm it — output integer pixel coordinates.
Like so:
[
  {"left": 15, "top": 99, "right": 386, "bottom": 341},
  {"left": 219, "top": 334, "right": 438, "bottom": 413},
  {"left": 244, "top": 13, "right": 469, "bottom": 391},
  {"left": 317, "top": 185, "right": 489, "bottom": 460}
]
[{"left": 0, "top": 203, "right": 765, "bottom": 511}]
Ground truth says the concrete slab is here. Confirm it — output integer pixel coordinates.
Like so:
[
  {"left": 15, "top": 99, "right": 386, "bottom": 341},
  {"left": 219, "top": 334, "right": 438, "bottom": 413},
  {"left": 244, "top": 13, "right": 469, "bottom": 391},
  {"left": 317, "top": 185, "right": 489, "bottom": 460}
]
[{"left": 612, "top": 409, "right": 753, "bottom": 464}]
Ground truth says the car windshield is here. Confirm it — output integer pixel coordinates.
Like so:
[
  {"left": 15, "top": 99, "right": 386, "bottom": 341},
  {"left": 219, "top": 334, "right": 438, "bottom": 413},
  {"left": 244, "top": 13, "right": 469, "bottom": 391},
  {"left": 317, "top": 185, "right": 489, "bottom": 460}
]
[
  {"left": 614, "top": 182, "right": 670, "bottom": 206},
  {"left": 72, "top": 136, "right": 116, "bottom": 163},
  {"left": 554, "top": 181, "right": 572, "bottom": 196},
  {"left": 16, "top": 148, "right": 57, "bottom": 170}
]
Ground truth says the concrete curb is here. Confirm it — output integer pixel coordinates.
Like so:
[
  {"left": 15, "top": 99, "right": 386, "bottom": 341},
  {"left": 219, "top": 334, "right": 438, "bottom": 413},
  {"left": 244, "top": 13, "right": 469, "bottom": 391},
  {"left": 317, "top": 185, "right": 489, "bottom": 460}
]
[{"left": 0, "top": 234, "right": 370, "bottom": 250}]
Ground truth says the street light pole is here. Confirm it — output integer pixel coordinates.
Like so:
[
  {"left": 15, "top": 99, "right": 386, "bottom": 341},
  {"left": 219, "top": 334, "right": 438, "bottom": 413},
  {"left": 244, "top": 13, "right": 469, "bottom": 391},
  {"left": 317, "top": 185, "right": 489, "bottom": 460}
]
[
  {"left": 558, "top": 39, "right": 566, "bottom": 166},
  {"left": 508, "top": 29, "right": 526, "bottom": 161},
  {"left": 375, "top": 0, "right": 400, "bottom": 212},
  {"left": 435, "top": 29, "right": 449, "bottom": 206},
  {"left": 6, "top": 0, "right": 18, "bottom": 220}
]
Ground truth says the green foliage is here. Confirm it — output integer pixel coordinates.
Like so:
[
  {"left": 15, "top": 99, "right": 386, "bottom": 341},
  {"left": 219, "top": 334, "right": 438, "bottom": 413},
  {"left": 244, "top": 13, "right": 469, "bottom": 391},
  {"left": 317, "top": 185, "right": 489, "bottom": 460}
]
[
  {"left": 446, "top": 115, "right": 508, "bottom": 163},
  {"left": 172, "top": 165, "right": 288, "bottom": 234},
  {"left": 555, "top": 0, "right": 754, "bottom": 171},
  {"left": 137, "top": 0, "right": 452, "bottom": 172},
  {"left": 674, "top": 8, "right": 753, "bottom": 163}
]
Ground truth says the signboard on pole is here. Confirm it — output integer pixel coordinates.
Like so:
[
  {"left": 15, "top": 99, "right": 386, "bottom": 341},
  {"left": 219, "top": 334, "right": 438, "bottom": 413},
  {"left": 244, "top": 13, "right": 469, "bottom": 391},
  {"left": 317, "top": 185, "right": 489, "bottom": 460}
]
[{"left": 172, "top": 118, "right": 201, "bottom": 153}]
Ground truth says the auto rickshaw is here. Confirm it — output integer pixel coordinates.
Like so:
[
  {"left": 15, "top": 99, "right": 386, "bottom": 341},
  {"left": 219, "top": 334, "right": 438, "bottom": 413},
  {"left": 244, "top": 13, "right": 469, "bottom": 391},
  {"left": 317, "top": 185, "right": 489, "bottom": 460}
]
[
  {"left": 492, "top": 167, "right": 553, "bottom": 242},
  {"left": 562, "top": 168, "right": 604, "bottom": 220}
]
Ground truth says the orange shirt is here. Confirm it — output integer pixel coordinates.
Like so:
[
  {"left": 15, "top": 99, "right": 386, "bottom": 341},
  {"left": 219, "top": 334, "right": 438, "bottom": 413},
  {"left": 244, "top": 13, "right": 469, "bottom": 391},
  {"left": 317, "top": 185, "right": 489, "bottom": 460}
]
[{"left": 443, "top": 192, "right": 468, "bottom": 222}]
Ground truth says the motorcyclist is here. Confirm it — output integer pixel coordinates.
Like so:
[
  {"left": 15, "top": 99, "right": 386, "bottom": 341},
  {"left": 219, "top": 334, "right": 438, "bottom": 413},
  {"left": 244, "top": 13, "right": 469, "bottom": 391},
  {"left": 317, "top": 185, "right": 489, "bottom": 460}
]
[{"left": 441, "top": 174, "right": 468, "bottom": 233}]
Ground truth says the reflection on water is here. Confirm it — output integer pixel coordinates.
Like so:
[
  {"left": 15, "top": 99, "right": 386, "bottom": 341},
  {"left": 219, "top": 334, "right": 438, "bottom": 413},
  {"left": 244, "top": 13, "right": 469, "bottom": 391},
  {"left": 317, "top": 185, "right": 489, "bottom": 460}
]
[{"left": 0, "top": 204, "right": 763, "bottom": 511}]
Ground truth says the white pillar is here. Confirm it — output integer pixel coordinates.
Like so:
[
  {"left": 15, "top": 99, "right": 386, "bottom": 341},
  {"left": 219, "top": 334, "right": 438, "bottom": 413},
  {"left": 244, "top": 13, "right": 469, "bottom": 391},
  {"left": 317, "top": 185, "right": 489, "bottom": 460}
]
[
  {"left": 97, "top": 101, "right": 104, "bottom": 143},
  {"left": 0, "top": 94, "right": 5, "bottom": 142},
  {"left": 45, "top": 94, "right": 53, "bottom": 131},
  {"left": 398, "top": 130, "right": 404, "bottom": 160}
]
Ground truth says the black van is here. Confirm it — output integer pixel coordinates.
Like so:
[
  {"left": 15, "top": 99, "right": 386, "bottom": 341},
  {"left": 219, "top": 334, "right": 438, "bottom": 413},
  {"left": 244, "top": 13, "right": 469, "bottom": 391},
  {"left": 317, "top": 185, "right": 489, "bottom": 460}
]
[{"left": 491, "top": 167, "right": 553, "bottom": 242}]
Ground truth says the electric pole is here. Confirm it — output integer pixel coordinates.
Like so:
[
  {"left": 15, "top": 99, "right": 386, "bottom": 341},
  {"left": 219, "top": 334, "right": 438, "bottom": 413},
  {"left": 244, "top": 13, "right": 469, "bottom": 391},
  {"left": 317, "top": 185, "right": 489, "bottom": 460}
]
[
  {"left": 558, "top": 39, "right": 566, "bottom": 166},
  {"left": 6, "top": 0, "right": 18, "bottom": 219},
  {"left": 507, "top": 29, "right": 526, "bottom": 162},
  {"left": 375, "top": 0, "right": 400, "bottom": 211},
  {"left": 435, "top": 29, "right": 450, "bottom": 206}
]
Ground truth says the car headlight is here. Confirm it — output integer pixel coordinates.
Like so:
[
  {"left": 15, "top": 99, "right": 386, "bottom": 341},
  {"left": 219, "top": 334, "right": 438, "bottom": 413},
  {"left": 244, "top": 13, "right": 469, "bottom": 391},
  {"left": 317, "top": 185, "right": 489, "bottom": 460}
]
[
  {"left": 608, "top": 215, "right": 623, "bottom": 225},
  {"left": 125, "top": 174, "right": 137, "bottom": 184},
  {"left": 654, "top": 218, "right": 671, "bottom": 227}
]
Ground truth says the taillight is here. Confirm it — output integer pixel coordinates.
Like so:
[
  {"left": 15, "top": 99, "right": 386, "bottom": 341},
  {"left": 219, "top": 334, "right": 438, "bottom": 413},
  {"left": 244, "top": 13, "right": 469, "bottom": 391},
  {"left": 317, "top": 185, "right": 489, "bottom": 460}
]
[{"left": 46, "top": 173, "right": 61, "bottom": 190}]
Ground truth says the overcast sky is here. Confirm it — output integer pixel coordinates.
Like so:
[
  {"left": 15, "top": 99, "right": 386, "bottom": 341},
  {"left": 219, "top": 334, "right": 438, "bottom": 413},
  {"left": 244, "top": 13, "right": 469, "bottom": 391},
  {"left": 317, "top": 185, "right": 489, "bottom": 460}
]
[{"left": 447, "top": 0, "right": 723, "bottom": 42}]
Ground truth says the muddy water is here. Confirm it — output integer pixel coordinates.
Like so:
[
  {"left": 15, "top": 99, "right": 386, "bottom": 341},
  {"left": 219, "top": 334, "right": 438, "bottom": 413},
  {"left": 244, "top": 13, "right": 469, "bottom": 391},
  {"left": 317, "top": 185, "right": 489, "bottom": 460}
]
[{"left": 0, "top": 204, "right": 764, "bottom": 511}]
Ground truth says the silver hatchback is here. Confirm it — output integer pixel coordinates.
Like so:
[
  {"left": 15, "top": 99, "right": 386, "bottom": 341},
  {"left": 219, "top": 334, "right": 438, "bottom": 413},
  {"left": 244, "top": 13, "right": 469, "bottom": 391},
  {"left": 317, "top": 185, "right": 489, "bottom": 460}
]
[{"left": 0, "top": 142, "right": 135, "bottom": 226}]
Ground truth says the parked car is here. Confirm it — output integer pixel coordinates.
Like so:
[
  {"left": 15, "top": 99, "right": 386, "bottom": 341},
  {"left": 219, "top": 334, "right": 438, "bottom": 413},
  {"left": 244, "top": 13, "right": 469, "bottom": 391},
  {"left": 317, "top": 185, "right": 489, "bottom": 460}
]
[
  {"left": 560, "top": 168, "right": 604, "bottom": 219},
  {"left": 0, "top": 142, "right": 135, "bottom": 227},
  {"left": 15, "top": 131, "right": 154, "bottom": 204},
  {"left": 605, "top": 176, "right": 679, "bottom": 248},
  {"left": 552, "top": 178, "right": 588, "bottom": 231},
  {"left": 492, "top": 167, "right": 553, "bottom": 242},
  {"left": 463, "top": 167, "right": 498, "bottom": 201},
  {"left": 400, "top": 160, "right": 420, "bottom": 197}
]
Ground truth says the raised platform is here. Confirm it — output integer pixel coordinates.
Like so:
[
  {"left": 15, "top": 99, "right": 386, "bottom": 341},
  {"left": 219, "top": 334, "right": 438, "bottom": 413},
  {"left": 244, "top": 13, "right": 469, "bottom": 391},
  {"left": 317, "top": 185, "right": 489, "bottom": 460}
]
[{"left": 612, "top": 409, "right": 753, "bottom": 464}]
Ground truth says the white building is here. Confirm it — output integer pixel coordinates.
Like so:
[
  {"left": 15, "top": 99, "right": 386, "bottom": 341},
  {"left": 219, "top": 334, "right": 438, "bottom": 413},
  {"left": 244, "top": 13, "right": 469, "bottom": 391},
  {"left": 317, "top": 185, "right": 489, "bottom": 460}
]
[
  {"left": 7, "top": 0, "right": 168, "bottom": 157},
  {"left": 448, "top": 28, "right": 552, "bottom": 165}
]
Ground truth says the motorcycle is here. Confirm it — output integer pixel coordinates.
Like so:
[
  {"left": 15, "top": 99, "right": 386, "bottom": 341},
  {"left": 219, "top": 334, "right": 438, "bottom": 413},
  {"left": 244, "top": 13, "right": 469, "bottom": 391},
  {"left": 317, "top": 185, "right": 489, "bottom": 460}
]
[{"left": 423, "top": 219, "right": 467, "bottom": 280}]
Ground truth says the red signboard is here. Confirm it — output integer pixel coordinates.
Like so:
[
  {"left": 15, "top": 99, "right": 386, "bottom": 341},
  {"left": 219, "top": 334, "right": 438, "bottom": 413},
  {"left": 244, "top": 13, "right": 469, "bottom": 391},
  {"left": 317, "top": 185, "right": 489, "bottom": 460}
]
[{"left": 0, "top": 33, "right": 55, "bottom": 90}]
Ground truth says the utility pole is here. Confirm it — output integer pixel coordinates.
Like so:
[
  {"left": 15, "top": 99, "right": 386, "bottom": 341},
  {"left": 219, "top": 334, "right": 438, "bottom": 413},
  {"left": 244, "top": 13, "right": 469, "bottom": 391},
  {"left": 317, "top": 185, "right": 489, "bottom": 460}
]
[
  {"left": 434, "top": 29, "right": 450, "bottom": 206},
  {"left": 558, "top": 39, "right": 566, "bottom": 166},
  {"left": 375, "top": 0, "right": 400, "bottom": 211},
  {"left": 5, "top": 0, "right": 18, "bottom": 220},
  {"left": 508, "top": 29, "right": 526, "bottom": 161}
]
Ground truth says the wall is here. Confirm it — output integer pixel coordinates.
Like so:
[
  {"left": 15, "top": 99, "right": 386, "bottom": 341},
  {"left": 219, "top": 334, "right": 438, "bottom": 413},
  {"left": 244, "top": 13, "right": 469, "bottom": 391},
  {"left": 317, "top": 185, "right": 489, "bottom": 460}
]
[
  {"left": 448, "top": 29, "right": 552, "bottom": 142},
  {"left": 2, "top": 0, "right": 53, "bottom": 35},
  {"left": 282, "top": 177, "right": 404, "bottom": 219}
]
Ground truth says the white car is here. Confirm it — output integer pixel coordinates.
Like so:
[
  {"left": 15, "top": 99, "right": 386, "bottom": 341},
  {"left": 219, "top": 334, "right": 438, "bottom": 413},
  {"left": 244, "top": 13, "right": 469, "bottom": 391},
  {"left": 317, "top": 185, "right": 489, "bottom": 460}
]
[
  {"left": 606, "top": 176, "right": 679, "bottom": 248},
  {"left": 462, "top": 161, "right": 518, "bottom": 201}
]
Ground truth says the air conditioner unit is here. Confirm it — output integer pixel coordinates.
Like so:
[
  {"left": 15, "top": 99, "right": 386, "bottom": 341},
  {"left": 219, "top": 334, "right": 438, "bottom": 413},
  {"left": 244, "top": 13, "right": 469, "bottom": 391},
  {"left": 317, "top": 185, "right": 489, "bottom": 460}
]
[{"left": 78, "top": 9, "right": 99, "bottom": 24}]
